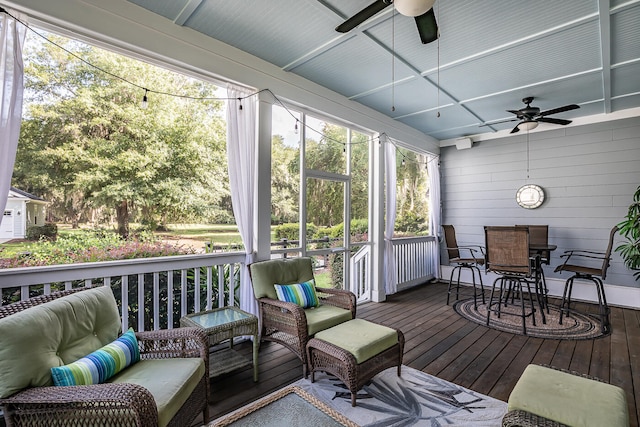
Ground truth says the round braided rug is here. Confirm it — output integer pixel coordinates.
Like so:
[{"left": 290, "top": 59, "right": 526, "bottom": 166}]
[{"left": 453, "top": 298, "right": 604, "bottom": 340}]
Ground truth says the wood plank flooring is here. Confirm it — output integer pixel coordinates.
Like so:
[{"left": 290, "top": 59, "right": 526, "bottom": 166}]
[{"left": 198, "top": 282, "right": 639, "bottom": 426}]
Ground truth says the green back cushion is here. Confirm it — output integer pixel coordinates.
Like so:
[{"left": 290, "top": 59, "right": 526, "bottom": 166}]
[
  {"left": 0, "top": 286, "right": 121, "bottom": 398},
  {"left": 249, "top": 257, "right": 314, "bottom": 299}
]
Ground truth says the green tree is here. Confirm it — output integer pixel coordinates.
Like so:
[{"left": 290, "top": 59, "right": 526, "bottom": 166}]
[
  {"left": 305, "top": 123, "right": 347, "bottom": 227},
  {"left": 271, "top": 134, "right": 299, "bottom": 223},
  {"left": 13, "top": 33, "right": 228, "bottom": 236}
]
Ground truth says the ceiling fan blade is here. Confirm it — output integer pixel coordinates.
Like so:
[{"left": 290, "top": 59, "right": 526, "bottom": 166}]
[
  {"left": 336, "top": 0, "right": 391, "bottom": 33},
  {"left": 414, "top": 8, "right": 438, "bottom": 44},
  {"left": 538, "top": 104, "right": 580, "bottom": 117},
  {"left": 537, "top": 117, "right": 572, "bottom": 125},
  {"left": 510, "top": 124, "right": 521, "bottom": 134},
  {"left": 507, "top": 109, "right": 522, "bottom": 116}
]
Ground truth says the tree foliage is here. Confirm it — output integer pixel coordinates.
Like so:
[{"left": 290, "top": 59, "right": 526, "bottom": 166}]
[{"left": 13, "top": 33, "right": 227, "bottom": 236}]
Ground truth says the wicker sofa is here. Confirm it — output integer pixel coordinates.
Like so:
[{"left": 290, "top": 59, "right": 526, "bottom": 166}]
[{"left": 0, "top": 286, "right": 210, "bottom": 427}]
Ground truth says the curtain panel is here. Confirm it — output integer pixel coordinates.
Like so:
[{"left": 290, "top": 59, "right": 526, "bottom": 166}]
[
  {"left": 0, "top": 9, "right": 26, "bottom": 226},
  {"left": 226, "top": 84, "right": 258, "bottom": 316}
]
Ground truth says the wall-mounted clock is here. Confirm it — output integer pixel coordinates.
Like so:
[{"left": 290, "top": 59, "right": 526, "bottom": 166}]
[{"left": 516, "top": 184, "right": 545, "bottom": 209}]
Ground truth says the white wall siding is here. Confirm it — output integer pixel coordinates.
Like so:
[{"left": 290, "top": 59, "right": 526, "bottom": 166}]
[{"left": 440, "top": 116, "right": 640, "bottom": 296}]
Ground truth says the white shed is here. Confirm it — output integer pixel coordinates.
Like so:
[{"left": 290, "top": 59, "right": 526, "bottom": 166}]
[{"left": 1, "top": 187, "right": 48, "bottom": 241}]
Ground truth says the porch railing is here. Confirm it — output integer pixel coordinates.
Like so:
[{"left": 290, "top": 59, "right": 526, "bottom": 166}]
[
  {"left": 0, "top": 235, "right": 438, "bottom": 331},
  {"left": 0, "top": 252, "right": 246, "bottom": 333},
  {"left": 392, "top": 235, "right": 437, "bottom": 291}
]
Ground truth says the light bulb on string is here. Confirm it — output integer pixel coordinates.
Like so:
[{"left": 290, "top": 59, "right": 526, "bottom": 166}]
[
  {"left": 141, "top": 88, "right": 148, "bottom": 109},
  {"left": 401, "top": 157, "right": 406, "bottom": 167},
  {"left": 238, "top": 97, "right": 243, "bottom": 110},
  {"left": 294, "top": 120, "right": 299, "bottom": 135}
]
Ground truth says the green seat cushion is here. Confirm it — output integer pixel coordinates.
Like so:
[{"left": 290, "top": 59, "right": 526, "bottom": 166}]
[
  {"left": 314, "top": 318, "right": 398, "bottom": 364},
  {"left": 508, "top": 364, "right": 629, "bottom": 427},
  {"left": 108, "top": 358, "right": 205, "bottom": 427},
  {"left": 305, "top": 305, "right": 353, "bottom": 336}
]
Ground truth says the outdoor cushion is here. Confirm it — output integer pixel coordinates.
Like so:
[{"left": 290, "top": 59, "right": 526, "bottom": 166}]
[
  {"left": 305, "top": 305, "right": 353, "bottom": 336},
  {"left": 508, "top": 364, "right": 629, "bottom": 427},
  {"left": 250, "top": 257, "right": 314, "bottom": 300},
  {"left": 275, "top": 280, "right": 320, "bottom": 308},
  {"left": 0, "top": 286, "right": 121, "bottom": 398},
  {"left": 108, "top": 357, "right": 205, "bottom": 427},
  {"left": 314, "top": 318, "right": 398, "bottom": 364},
  {"left": 51, "top": 328, "right": 140, "bottom": 386}
]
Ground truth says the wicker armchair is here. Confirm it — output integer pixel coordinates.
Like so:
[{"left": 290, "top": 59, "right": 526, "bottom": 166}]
[
  {"left": 0, "top": 287, "right": 210, "bottom": 427},
  {"left": 249, "top": 257, "right": 356, "bottom": 377}
]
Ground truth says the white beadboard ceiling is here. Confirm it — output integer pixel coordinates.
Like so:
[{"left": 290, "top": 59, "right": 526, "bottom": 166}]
[{"left": 122, "top": 0, "right": 639, "bottom": 141}]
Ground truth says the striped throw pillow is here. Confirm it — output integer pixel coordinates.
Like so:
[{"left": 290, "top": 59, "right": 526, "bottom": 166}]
[
  {"left": 274, "top": 280, "right": 320, "bottom": 309},
  {"left": 51, "top": 328, "right": 140, "bottom": 386}
]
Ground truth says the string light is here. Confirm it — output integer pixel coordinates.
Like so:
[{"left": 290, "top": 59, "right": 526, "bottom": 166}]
[
  {"left": 141, "top": 88, "right": 148, "bottom": 109},
  {"left": 2, "top": 8, "right": 438, "bottom": 168}
]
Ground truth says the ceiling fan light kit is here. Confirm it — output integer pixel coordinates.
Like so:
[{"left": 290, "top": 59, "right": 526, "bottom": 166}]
[
  {"left": 517, "top": 120, "right": 539, "bottom": 132},
  {"left": 394, "top": 0, "right": 435, "bottom": 17}
]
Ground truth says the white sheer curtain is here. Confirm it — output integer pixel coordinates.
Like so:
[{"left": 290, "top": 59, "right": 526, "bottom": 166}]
[
  {"left": 0, "top": 9, "right": 26, "bottom": 226},
  {"left": 384, "top": 138, "right": 397, "bottom": 295},
  {"left": 427, "top": 156, "right": 442, "bottom": 279},
  {"left": 226, "top": 84, "right": 258, "bottom": 316}
]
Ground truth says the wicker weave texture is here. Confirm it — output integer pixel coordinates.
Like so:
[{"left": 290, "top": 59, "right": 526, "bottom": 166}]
[
  {"left": 258, "top": 286, "right": 357, "bottom": 377},
  {"left": 307, "top": 326, "right": 405, "bottom": 406},
  {"left": 0, "top": 287, "right": 210, "bottom": 427}
]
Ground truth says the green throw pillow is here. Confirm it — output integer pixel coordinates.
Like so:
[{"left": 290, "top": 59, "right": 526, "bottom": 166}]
[
  {"left": 274, "top": 280, "right": 320, "bottom": 308},
  {"left": 51, "top": 328, "right": 140, "bottom": 386}
]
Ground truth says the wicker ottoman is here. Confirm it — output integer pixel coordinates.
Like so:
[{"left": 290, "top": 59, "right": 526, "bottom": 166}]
[
  {"left": 306, "top": 318, "right": 404, "bottom": 407},
  {"left": 503, "top": 364, "right": 629, "bottom": 427}
]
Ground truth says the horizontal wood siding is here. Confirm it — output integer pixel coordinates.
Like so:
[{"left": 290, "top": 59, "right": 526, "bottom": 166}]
[{"left": 440, "top": 116, "right": 640, "bottom": 290}]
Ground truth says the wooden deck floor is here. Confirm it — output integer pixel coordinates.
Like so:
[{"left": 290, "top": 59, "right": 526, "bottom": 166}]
[{"left": 201, "top": 282, "right": 639, "bottom": 426}]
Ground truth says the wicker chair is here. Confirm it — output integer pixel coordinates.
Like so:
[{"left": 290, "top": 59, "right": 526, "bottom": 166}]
[
  {"left": 484, "top": 226, "right": 545, "bottom": 335},
  {"left": 554, "top": 225, "right": 618, "bottom": 334},
  {"left": 443, "top": 224, "right": 485, "bottom": 309},
  {"left": 0, "top": 287, "right": 210, "bottom": 427},
  {"left": 249, "top": 257, "right": 356, "bottom": 377}
]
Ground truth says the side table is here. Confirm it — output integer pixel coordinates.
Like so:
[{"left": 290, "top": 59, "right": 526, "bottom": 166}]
[{"left": 180, "top": 306, "right": 259, "bottom": 382}]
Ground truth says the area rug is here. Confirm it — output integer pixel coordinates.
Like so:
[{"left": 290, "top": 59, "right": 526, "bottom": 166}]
[
  {"left": 294, "top": 365, "right": 507, "bottom": 426},
  {"left": 453, "top": 298, "right": 604, "bottom": 340}
]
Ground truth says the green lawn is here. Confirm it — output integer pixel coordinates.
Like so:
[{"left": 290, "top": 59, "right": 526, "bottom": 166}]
[{"left": 0, "top": 223, "right": 275, "bottom": 257}]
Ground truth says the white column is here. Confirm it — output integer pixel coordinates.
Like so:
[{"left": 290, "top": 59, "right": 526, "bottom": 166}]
[
  {"left": 255, "top": 91, "right": 272, "bottom": 261},
  {"left": 370, "top": 133, "right": 386, "bottom": 302}
]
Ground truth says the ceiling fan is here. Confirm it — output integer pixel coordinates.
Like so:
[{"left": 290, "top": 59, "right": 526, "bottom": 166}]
[
  {"left": 489, "top": 97, "right": 580, "bottom": 134},
  {"left": 335, "top": 0, "right": 438, "bottom": 45}
]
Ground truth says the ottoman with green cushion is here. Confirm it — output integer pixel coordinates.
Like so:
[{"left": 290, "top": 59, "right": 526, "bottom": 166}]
[
  {"left": 306, "top": 318, "right": 405, "bottom": 407},
  {"left": 505, "top": 364, "right": 629, "bottom": 427}
]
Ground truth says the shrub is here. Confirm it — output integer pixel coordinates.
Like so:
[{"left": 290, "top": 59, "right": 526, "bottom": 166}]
[
  {"left": 274, "top": 223, "right": 318, "bottom": 241},
  {"left": 26, "top": 223, "right": 58, "bottom": 241}
]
